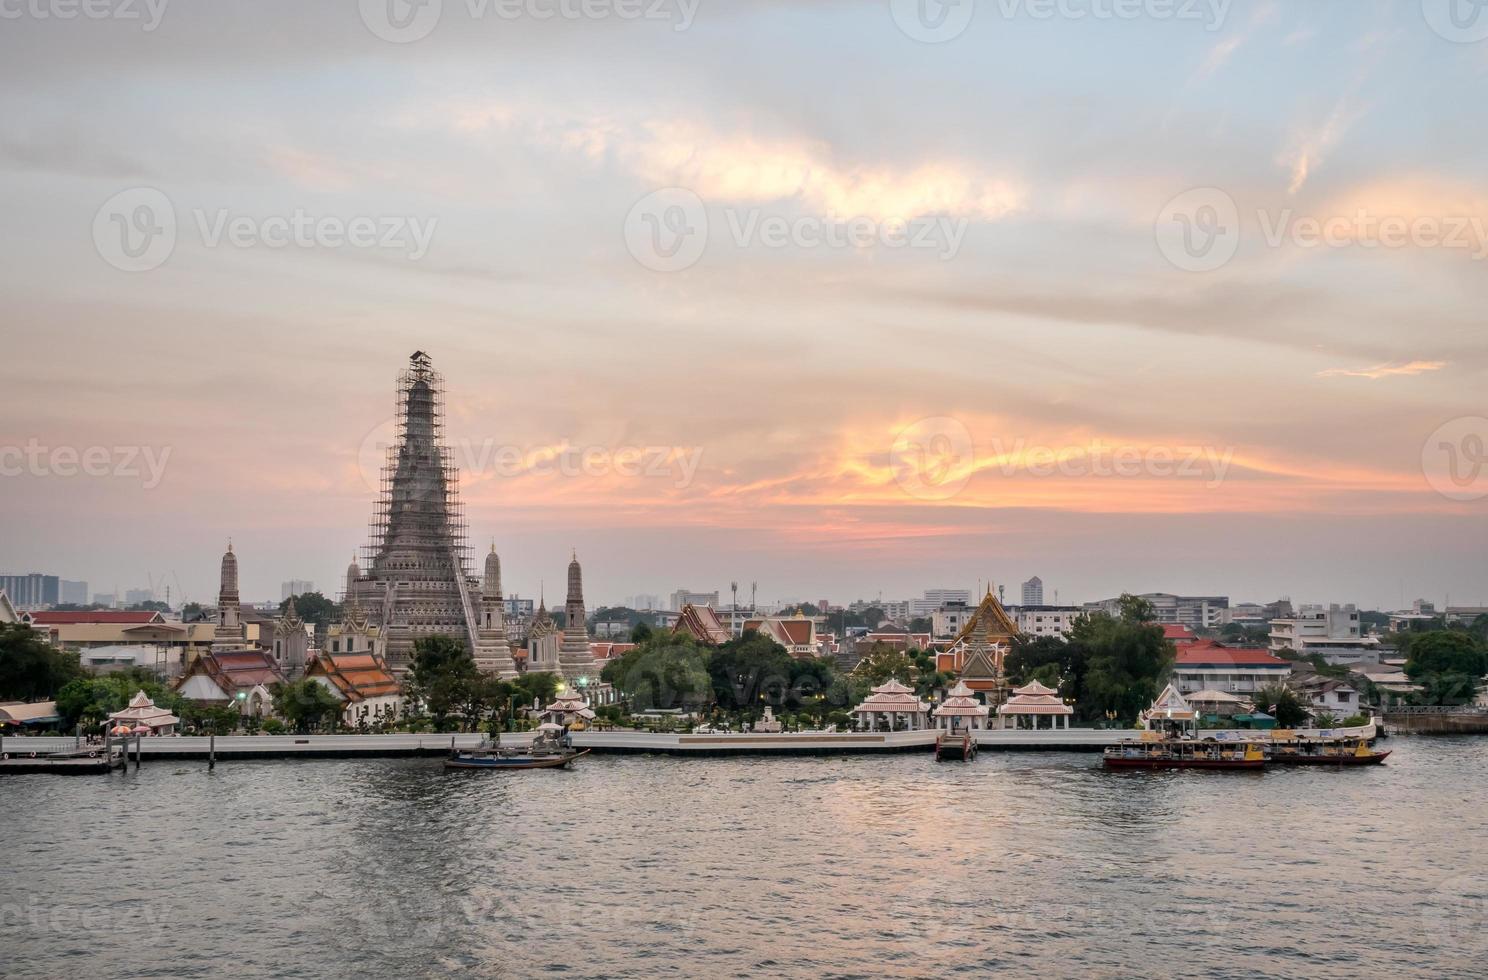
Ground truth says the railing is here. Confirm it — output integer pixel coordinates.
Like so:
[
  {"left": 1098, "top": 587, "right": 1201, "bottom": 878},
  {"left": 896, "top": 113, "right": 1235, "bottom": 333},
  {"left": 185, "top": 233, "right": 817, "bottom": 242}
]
[{"left": 1383, "top": 705, "right": 1488, "bottom": 715}]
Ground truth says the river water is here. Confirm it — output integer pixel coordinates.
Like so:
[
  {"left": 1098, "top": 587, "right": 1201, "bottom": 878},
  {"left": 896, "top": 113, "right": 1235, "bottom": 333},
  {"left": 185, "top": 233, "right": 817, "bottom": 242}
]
[{"left": 2, "top": 737, "right": 1485, "bottom": 979}]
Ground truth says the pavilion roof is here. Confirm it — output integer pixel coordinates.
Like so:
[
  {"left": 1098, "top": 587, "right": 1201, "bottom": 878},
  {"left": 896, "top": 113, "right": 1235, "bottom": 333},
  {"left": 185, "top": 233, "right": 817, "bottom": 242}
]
[
  {"left": 997, "top": 692, "right": 1072, "bottom": 716},
  {"left": 1147, "top": 683, "right": 1197, "bottom": 720},
  {"left": 1011, "top": 680, "right": 1059, "bottom": 697},
  {"left": 107, "top": 690, "right": 179, "bottom": 726}
]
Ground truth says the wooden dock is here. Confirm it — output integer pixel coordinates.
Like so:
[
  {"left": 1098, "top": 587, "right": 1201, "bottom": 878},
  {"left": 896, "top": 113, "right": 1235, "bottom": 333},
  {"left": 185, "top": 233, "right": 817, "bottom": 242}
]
[{"left": 0, "top": 746, "right": 124, "bottom": 775}]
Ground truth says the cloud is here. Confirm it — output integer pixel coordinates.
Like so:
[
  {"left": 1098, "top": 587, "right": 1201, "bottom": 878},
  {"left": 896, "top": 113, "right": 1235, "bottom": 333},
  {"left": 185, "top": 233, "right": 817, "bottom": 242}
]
[
  {"left": 442, "top": 102, "right": 1027, "bottom": 221},
  {"left": 1317, "top": 360, "right": 1448, "bottom": 380}
]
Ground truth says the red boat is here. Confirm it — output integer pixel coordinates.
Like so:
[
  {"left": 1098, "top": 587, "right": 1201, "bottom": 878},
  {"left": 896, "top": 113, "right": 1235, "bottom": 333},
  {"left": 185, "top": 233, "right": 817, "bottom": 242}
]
[{"left": 1269, "top": 738, "right": 1390, "bottom": 766}]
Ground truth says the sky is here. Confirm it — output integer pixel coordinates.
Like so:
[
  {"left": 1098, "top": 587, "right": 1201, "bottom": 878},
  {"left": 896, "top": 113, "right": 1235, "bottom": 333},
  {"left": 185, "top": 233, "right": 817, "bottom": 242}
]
[{"left": 1, "top": 0, "right": 1486, "bottom": 611}]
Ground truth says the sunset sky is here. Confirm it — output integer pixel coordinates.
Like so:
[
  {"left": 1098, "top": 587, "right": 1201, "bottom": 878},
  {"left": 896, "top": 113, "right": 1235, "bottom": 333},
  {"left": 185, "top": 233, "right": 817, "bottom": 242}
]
[{"left": 1, "top": 0, "right": 1485, "bottom": 610}]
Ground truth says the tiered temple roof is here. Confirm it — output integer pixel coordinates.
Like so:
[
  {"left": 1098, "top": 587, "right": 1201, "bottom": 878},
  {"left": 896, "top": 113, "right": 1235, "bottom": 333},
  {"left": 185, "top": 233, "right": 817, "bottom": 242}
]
[
  {"left": 107, "top": 690, "right": 180, "bottom": 732},
  {"left": 932, "top": 680, "right": 990, "bottom": 722},
  {"left": 851, "top": 678, "right": 930, "bottom": 719},
  {"left": 307, "top": 652, "right": 401, "bottom": 704},
  {"left": 674, "top": 603, "right": 732, "bottom": 645}
]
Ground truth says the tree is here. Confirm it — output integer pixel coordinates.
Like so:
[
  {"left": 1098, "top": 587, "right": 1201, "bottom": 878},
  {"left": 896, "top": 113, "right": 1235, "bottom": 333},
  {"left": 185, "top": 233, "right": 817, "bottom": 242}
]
[
  {"left": 1116, "top": 594, "right": 1156, "bottom": 624},
  {"left": 127, "top": 600, "right": 171, "bottom": 613},
  {"left": 1069, "top": 612, "right": 1171, "bottom": 724},
  {"left": 405, "top": 634, "right": 479, "bottom": 729},
  {"left": 631, "top": 621, "right": 654, "bottom": 644},
  {"left": 855, "top": 644, "right": 916, "bottom": 687},
  {"left": 181, "top": 602, "right": 207, "bottom": 622},
  {"left": 1005, "top": 635, "right": 1084, "bottom": 698},
  {"left": 55, "top": 669, "right": 184, "bottom": 732},
  {"left": 279, "top": 592, "right": 340, "bottom": 629},
  {"left": 1404, "top": 630, "right": 1488, "bottom": 705},
  {"left": 1254, "top": 683, "right": 1310, "bottom": 728},
  {"left": 272, "top": 678, "right": 343, "bottom": 733},
  {"left": 907, "top": 617, "right": 932, "bottom": 634},
  {"left": 0, "top": 623, "right": 83, "bottom": 702},
  {"left": 602, "top": 636, "right": 712, "bottom": 712}
]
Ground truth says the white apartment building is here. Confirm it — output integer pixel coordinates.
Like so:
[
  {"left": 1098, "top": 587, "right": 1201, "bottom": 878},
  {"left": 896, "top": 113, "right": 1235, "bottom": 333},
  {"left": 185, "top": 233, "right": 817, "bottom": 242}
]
[
  {"left": 1269, "top": 604, "right": 1381, "bottom": 666},
  {"left": 914, "top": 589, "right": 972, "bottom": 617},
  {"left": 931, "top": 601, "right": 975, "bottom": 638},
  {"left": 1007, "top": 605, "right": 1082, "bottom": 640},
  {"left": 1085, "top": 593, "right": 1229, "bottom": 629},
  {"left": 1172, "top": 644, "right": 1292, "bottom": 696}
]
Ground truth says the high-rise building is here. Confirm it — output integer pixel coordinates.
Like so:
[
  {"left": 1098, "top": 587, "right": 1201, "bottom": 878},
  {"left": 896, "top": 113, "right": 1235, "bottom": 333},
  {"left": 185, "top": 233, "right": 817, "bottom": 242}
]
[
  {"left": 1021, "top": 576, "right": 1044, "bottom": 606},
  {"left": 281, "top": 579, "right": 315, "bottom": 600},
  {"left": 0, "top": 573, "right": 60, "bottom": 609},
  {"left": 1083, "top": 593, "right": 1229, "bottom": 629},
  {"left": 60, "top": 580, "right": 88, "bottom": 605},
  {"left": 125, "top": 588, "right": 155, "bottom": 607},
  {"left": 348, "top": 352, "right": 496, "bottom": 674}
]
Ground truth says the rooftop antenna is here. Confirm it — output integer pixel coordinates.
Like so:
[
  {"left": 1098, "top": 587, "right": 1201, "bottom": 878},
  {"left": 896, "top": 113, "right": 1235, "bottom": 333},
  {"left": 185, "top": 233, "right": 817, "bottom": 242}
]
[{"left": 731, "top": 581, "right": 739, "bottom": 636}]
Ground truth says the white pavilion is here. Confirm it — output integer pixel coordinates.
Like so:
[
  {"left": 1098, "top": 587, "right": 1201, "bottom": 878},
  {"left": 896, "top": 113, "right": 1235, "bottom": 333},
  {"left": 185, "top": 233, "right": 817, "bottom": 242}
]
[
  {"left": 852, "top": 678, "right": 930, "bottom": 732},
  {"left": 107, "top": 690, "right": 180, "bottom": 735},
  {"left": 542, "top": 688, "right": 596, "bottom": 729},
  {"left": 1143, "top": 683, "right": 1198, "bottom": 738},
  {"left": 931, "top": 680, "right": 990, "bottom": 732},
  {"left": 996, "top": 680, "right": 1074, "bottom": 730}
]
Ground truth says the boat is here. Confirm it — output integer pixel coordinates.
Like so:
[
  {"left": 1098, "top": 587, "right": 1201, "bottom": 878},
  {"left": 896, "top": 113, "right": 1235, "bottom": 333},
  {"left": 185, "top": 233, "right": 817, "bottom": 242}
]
[
  {"left": 1269, "top": 736, "right": 1390, "bottom": 766},
  {"left": 1103, "top": 737, "right": 1267, "bottom": 770},
  {"left": 445, "top": 726, "right": 589, "bottom": 771}
]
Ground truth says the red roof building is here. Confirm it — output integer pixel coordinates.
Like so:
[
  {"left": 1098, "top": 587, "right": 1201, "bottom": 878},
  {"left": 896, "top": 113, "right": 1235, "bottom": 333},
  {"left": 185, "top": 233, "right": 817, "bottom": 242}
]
[
  {"left": 1161, "top": 623, "right": 1198, "bottom": 645},
  {"left": 1172, "top": 641, "right": 1291, "bottom": 697},
  {"left": 26, "top": 610, "right": 165, "bottom": 626}
]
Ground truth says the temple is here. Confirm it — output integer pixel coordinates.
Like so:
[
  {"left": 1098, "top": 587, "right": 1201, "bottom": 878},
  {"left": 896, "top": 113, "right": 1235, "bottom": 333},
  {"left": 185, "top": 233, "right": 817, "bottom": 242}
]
[
  {"left": 214, "top": 541, "right": 244, "bottom": 646},
  {"left": 932, "top": 680, "right": 990, "bottom": 732},
  {"left": 936, "top": 587, "right": 1019, "bottom": 700},
  {"left": 347, "top": 352, "right": 485, "bottom": 674}
]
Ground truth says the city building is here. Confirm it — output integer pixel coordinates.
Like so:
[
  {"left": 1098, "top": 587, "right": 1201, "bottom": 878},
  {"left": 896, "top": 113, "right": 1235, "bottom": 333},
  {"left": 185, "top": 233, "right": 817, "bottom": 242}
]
[
  {"left": 346, "top": 353, "right": 493, "bottom": 673},
  {"left": 0, "top": 573, "right": 60, "bottom": 609},
  {"left": 503, "top": 597, "right": 535, "bottom": 621},
  {"left": 1268, "top": 604, "right": 1381, "bottom": 665},
  {"left": 931, "top": 601, "right": 975, "bottom": 638},
  {"left": 1021, "top": 576, "right": 1044, "bottom": 606},
  {"left": 1084, "top": 593, "right": 1230, "bottom": 629},
  {"left": 1220, "top": 602, "right": 1269, "bottom": 626},
  {"left": 59, "top": 580, "right": 88, "bottom": 605},
  {"left": 124, "top": 588, "right": 154, "bottom": 607},
  {"left": 22, "top": 609, "right": 222, "bottom": 676},
  {"left": 625, "top": 593, "right": 662, "bottom": 612},
  {"left": 670, "top": 588, "right": 720, "bottom": 611},
  {"left": 912, "top": 588, "right": 972, "bottom": 617},
  {"left": 1006, "top": 605, "right": 1083, "bottom": 641},
  {"left": 91, "top": 593, "right": 117, "bottom": 608},
  {"left": 281, "top": 579, "right": 315, "bottom": 601},
  {"left": 1171, "top": 641, "right": 1291, "bottom": 696}
]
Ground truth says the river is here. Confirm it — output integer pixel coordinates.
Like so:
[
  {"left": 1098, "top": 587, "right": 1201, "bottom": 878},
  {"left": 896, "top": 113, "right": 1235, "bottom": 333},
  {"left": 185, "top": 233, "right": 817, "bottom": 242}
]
[{"left": 2, "top": 736, "right": 1484, "bottom": 978}]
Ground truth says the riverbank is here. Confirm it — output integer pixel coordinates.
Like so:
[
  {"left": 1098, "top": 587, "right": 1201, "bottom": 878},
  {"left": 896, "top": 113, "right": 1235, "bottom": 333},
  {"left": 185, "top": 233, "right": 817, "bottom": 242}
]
[{"left": 0, "top": 722, "right": 1378, "bottom": 762}]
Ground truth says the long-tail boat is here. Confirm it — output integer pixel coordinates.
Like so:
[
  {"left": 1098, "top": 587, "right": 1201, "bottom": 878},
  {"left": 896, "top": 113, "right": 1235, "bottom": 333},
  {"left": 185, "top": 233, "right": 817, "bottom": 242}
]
[{"left": 1103, "top": 737, "right": 1267, "bottom": 770}]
